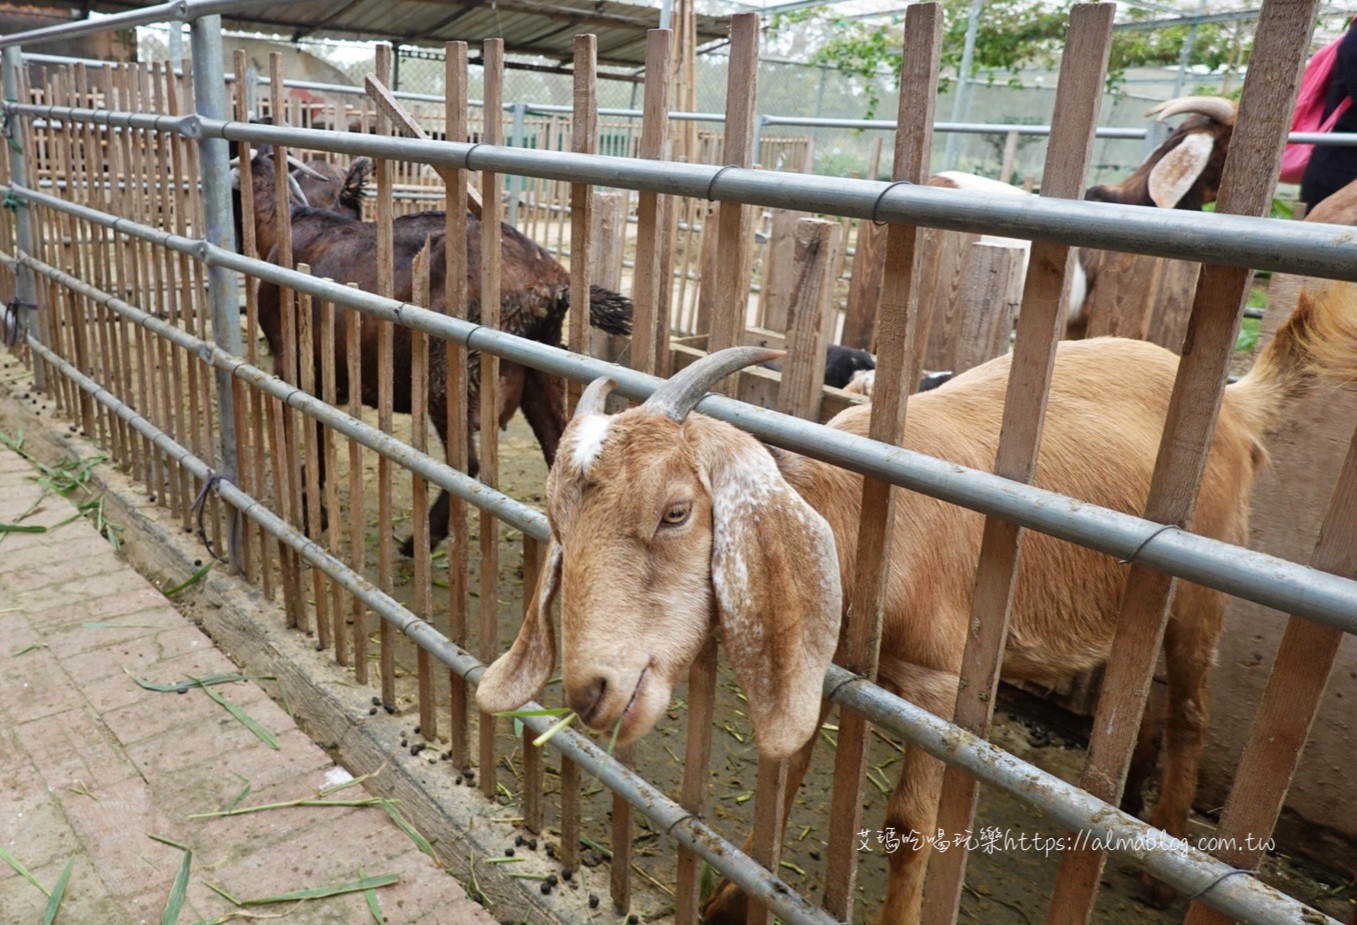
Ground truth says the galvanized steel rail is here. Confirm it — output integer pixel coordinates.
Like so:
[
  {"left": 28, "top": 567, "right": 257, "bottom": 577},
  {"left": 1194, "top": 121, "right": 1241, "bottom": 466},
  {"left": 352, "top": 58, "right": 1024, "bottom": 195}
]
[
  {"left": 6, "top": 179, "right": 1356, "bottom": 637},
  {"left": 10, "top": 249, "right": 1338, "bottom": 925},
  {"left": 7, "top": 101, "right": 1357, "bottom": 283}
]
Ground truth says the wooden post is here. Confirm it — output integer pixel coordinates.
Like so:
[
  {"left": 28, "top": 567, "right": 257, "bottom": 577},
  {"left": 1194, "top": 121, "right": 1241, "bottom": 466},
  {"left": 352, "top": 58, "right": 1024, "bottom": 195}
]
[
  {"left": 589, "top": 189, "right": 628, "bottom": 363},
  {"left": 925, "top": 6, "right": 1116, "bottom": 922},
  {"left": 841, "top": 219, "right": 886, "bottom": 350},
  {"left": 568, "top": 36, "right": 597, "bottom": 412},
  {"left": 758, "top": 207, "right": 812, "bottom": 333},
  {"left": 630, "top": 29, "right": 673, "bottom": 378},
  {"left": 1049, "top": 2, "right": 1321, "bottom": 918},
  {"left": 821, "top": 6, "right": 940, "bottom": 919},
  {"left": 777, "top": 218, "right": 842, "bottom": 421}
]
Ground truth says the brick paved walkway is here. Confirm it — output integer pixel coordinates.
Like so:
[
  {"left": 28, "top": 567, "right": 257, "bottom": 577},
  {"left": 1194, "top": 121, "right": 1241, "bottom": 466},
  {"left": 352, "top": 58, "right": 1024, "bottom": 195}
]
[{"left": 0, "top": 444, "right": 495, "bottom": 923}]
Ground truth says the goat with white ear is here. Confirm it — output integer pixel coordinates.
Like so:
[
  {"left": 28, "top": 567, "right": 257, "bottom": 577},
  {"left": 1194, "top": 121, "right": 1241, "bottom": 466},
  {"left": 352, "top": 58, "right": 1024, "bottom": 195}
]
[
  {"left": 477, "top": 349, "right": 843, "bottom": 759},
  {"left": 478, "top": 281, "right": 1357, "bottom": 925}
]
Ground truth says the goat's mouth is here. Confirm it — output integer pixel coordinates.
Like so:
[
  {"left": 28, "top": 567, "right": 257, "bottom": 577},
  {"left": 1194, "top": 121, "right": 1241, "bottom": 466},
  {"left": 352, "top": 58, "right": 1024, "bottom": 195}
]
[{"left": 578, "top": 663, "right": 661, "bottom": 745}]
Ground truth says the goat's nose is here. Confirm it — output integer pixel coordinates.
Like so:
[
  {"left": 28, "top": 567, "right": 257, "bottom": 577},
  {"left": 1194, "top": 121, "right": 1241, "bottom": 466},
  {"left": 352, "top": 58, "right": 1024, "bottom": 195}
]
[{"left": 570, "top": 677, "right": 608, "bottom": 726}]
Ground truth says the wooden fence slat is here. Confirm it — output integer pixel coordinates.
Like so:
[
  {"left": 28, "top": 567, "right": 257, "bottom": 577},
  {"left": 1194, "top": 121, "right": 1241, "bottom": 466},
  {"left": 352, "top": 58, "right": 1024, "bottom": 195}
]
[
  {"left": 841, "top": 218, "right": 885, "bottom": 351},
  {"left": 708, "top": 12, "right": 759, "bottom": 377},
  {"left": 567, "top": 35, "right": 596, "bottom": 413},
  {"left": 758, "top": 207, "right": 812, "bottom": 334},
  {"left": 821, "top": 5, "right": 940, "bottom": 920},
  {"left": 445, "top": 40, "right": 473, "bottom": 771},
  {"left": 923, "top": 7, "right": 1116, "bottom": 924},
  {"left": 412, "top": 246, "right": 434, "bottom": 738},
  {"left": 629, "top": 28, "right": 672, "bottom": 378},
  {"left": 478, "top": 37, "right": 505, "bottom": 804},
  {"left": 1049, "top": 2, "right": 1321, "bottom": 919},
  {"left": 373, "top": 43, "right": 397, "bottom": 708},
  {"left": 674, "top": 637, "right": 718, "bottom": 921},
  {"left": 776, "top": 218, "right": 841, "bottom": 421}
]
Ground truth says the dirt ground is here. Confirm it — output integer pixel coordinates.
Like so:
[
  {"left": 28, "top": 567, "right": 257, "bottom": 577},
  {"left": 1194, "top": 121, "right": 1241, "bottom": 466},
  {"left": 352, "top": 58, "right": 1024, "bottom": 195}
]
[{"left": 319, "top": 393, "right": 1354, "bottom": 925}]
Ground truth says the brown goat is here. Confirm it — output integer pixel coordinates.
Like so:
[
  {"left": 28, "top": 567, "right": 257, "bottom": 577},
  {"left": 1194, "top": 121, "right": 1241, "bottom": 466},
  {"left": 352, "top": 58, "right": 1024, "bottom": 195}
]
[
  {"left": 237, "top": 149, "right": 632, "bottom": 554},
  {"left": 294, "top": 156, "right": 372, "bottom": 220},
  {"left": 1085, "top": 96, "right": 1235, "bottom": 209},
  {"left": 477, "top": 280, "right": 1357, "bottom": 924}
]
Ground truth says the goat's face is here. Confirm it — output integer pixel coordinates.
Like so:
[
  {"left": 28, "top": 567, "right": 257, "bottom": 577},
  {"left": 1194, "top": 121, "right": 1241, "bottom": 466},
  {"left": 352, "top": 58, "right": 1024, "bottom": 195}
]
[{"left": 477, "top": 351, "right": 843, "bottom": 759}]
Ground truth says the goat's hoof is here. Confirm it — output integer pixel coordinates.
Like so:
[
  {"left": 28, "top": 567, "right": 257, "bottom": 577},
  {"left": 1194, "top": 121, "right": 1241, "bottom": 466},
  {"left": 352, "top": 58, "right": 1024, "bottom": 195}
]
[
  {"left": 399, "top": 534, "right": 418, "bottom": 559},
  {"left": 1137, "top": 872, "right": 1178, "bottom": 909},
  {"left": 701, "top": 880, "right": 747, "bottom": 925}
]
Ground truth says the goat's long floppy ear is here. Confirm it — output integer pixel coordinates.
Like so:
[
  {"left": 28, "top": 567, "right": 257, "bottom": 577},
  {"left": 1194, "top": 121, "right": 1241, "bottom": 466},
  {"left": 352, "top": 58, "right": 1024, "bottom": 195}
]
[
  {"left": 656, "top": 347, "right": 839, "bottom": 760},
  {"left": 706, "top": 443, "right": 842, "bottom": 760},
  {"left": 476, "top": 540, "right": 562, "bottom": 712},
  {"left": 1147, "top": 132, "right": 1213, "bottom": 208}
]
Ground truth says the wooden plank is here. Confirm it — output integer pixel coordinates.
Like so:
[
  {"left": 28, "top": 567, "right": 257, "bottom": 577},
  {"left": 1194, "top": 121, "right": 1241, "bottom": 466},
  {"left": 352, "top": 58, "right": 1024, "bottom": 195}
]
[
  {"left": 445, "top": 40, "right": 473, "bottom": 771},
  {"left": 629, "top": 28, "right": 672, "bottom": 378},
  {"left": 821, "top": 5, "right": 940, "bottom": 920},
  {"left": 347, "top": 281, "right": 368, "bottom": 684},
  {"left": 776, "top": 218, "right": 841, "bottom": 421},
  {"left": 919, "top": 230, "right": 979, "bottom": 369},
  {"left": 1183, "top": 409, "right": 1357, "bottom": 925},
  {"left": 949, "top": 240, "right": 1020, "bottom": 371},
  {"left": 520, "top": 535, "right": 545, "bottom": 834},
  {"left": 841, "top": 218, "right": 885, "bottom": 350},
  {"left": 746, "top": 756, "right": 789, "bottom": 925},
  {"left": 362, "top": 73, "right": 482, "bottom": 218},
  {"left": 758, "top": 207, "right": 812, "bottom": 333},
  {"left": 708, "top": 11, "right": 760, "bottom": 381},
  {"left": 925, "top": 7, "right": 1116, "bottom": 924},
  {"left": 588, "top": 190, "right": 628, "bottom": 363},
  {"left": 1049, "top": 2, "right": 1321, "bottom": 919}
]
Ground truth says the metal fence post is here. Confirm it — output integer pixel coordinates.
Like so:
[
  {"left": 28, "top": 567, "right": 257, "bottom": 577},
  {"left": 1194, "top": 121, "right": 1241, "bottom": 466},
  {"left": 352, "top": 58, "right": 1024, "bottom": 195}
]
[
  {"left": 3, "top": 44, "right": 45, "bottom": 391},
  {"left": 189, "top": 13, "right": 242, "bottom": 558}
]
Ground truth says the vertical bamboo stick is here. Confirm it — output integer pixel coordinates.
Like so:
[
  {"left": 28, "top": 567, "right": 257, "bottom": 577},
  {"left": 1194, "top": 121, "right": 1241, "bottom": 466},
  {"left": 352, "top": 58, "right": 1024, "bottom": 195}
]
[
  {"left": 568, "top": 35, "right": 596, "bottom": 413},
  {"left": 347, "top": 281, "right": 368, "bottom": 684},
  {"left": 412, "top": 243, "right": 435, "bottom": 739},
  {"left": 1049, "top": 2, "right": 1320, "bottom": 920},
  {"left": 630, "top": 30, "right": 672, "bottom": 378},
  {"left": 924, "top": 9, "right": 1115, "bottom": 924},
  {"left": 478, "top": 36, "right": 505, "bottom": 804},
  {"left": 298, "top": 268, "right": 330, "bottom": 650},
  {"left": 520, "top": 534, "right": 545, "bottom": 835},
  {"left": 445, "top": 40, "right": 472, "bottom": 770},
  {"left": 320, "top": 295, "right": 345, "bottom": 664},
  {"left": 374, "top": 42, "right": 397, "bottom": 710},
  {"left": 821, "top": 6, "right": 939, "bottom": 920}
]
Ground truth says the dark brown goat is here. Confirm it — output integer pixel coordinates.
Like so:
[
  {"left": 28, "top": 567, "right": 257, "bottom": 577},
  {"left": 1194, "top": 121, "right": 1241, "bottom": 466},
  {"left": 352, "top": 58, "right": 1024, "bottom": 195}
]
[
  {"left": 1084, "top": 96, "right": 1235, "bottom": 209},
  {"left": 294, "top": 156, "right": 372, "bottom": 220},
  {"left": 237, "top": 149, "right": 632, "bottom": 554}
]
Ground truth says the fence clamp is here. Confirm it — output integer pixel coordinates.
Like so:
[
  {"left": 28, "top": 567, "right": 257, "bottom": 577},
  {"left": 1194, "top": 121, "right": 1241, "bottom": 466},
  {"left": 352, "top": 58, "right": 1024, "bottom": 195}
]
[{"left": 1, "top": 99, "right": 20, "bottom": 152}]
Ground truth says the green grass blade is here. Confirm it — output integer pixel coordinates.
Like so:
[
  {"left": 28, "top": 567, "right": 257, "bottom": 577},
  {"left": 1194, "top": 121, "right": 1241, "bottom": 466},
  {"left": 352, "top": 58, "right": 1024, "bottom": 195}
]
[
  {"left": 238, "top": 873, "right": 398, "bottom": 905},
  {"left": 42, "top": 858, "right": 73, "bottom": 925},
  {"left": 359, "top": 867, "right": 385, "bottom": 924},
  {"left": 162, "top": 848, "right": 192, "bottom": 925},
  {"left": 531, "top": 711, "right": 576, "bottom": 748},
  {"left": 10, "top": 642, "right": 45, "bottom": 657},
  {"left": 127, "top": 672, "right": 250, "bottom": 693},
  {"left": 493, "top": 707, "right": 574, "bottom": 718},
  {"left": 381, "top": 800, "right": 439, "bottom": 867},
  {"left": 198, "top": 682, "right": 279, "bottom": 750},
  {"left": 0, "top": 845, "right": 50, "bottom": 896},
  {"left": 164, "top": 562, "right": 213, "bottom": 598},
  {"left": 0, "top": 523, "right": 46, "bottom": 534}
]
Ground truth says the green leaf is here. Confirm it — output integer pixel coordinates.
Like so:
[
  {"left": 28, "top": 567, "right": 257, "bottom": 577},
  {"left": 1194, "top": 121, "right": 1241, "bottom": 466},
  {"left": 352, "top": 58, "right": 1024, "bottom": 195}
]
[
  {"left": 163, "top": 562, "right": 212, "bottom": 598},
  {"left": 0, "top": 523, "right": 46, "bottom": 533},
  {"left": 237, "top": 873, "right": 398, "bottom": 905},
  {"left": 531, "top": 711, "right": 576, "bottom": 748},
  {"left": 0, "top": 845, "right": 50, "bottom": 896},
  {"left": 42, "top": 858, "right": 73, "bottom": 925},
  {"left": 360, "top": 867, "right": 385, "bottom": 924},
  {"left": 127, "top": 672, "right": 250, "bottom": 693},
  {"left": 381, "top": 800, "right": 439, "bottom": 867},
  {"left": 197, "top": 680, "right": 279, "bottom": 750},
  {"left": 162, "top": 847, "right": 192, "bottom": 925}
]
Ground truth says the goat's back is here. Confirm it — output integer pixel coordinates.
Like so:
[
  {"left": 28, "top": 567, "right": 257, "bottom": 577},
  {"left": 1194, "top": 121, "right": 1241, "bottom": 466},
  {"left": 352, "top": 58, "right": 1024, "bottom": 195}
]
[{"left": 795, "top": 336, "right": 1259, "bottom": 681}]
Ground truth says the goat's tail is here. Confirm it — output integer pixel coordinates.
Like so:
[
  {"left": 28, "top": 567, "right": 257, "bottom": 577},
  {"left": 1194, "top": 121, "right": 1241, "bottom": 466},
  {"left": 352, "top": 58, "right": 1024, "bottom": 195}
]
[
  {"left": 1227, "top": 279, "right": 1357, "bottom": 433},
  {"left": 588, "top": 284, "right": 634, "bottom": 336},
  {"left": 341, "top": 157, "right": 374, "bottom": 214}
]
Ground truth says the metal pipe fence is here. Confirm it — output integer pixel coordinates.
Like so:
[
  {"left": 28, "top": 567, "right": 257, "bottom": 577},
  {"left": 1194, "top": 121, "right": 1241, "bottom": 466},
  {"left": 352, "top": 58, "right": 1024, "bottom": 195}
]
[{"left": 1, "top": 12, "right": 1355, "bottom": 925}]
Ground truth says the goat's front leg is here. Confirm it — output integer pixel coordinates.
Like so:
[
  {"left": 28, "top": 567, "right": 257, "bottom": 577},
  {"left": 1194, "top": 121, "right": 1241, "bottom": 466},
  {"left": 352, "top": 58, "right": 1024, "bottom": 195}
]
[
  {"left": 518, "top": 367, "right": 566, "bottom": 468},
  {"left": 875, "top": 658, "right": 959, "bottom": 925},
  {"left": 701, "top": 700, "right": 832, "bottom": 925}
]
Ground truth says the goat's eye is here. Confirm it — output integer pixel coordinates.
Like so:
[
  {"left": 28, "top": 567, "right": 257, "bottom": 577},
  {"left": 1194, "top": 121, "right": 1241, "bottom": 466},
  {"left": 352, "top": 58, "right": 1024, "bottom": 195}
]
[{"left": 660, "top": 501, "right": 691, "bottom": 527}]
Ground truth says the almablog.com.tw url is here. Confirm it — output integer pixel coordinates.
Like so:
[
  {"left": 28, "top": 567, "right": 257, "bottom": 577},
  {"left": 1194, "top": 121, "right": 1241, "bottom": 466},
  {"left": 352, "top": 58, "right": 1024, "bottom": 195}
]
[{"left": 857, "top": 827, "right": 1276, "bottom": 857}]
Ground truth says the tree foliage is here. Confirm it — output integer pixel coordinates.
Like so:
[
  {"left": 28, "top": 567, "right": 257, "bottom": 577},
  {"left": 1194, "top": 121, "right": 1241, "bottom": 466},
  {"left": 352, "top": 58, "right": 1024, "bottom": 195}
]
[{"left": 771, "top": 1, "right": 1251, "bottom": 117}]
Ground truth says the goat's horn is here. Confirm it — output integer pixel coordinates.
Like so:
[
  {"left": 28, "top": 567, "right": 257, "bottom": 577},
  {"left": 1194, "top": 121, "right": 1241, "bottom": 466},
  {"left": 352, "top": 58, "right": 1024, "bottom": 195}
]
[
  {"left": 574, "top": 376, "right": 616, "bottom": 417},
  {"left": 286, "top": 154, "right": 328, "bottom": 179},
  {"left": 643, "top": 346, "right": 784, "bottom": 422},
  {"left": 1145, "top": 96, "right": 1236, "bottom": 126},
  {"left": 287, "top": 173, "right": 310, "bottom": 207}
]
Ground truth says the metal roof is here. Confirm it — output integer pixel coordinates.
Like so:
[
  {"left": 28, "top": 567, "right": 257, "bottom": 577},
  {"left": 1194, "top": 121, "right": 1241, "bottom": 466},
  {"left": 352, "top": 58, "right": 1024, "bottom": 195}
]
[{"left": 72, "top": 0, "right": 734, "bottom": 68}]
